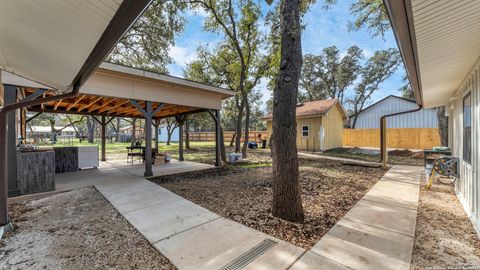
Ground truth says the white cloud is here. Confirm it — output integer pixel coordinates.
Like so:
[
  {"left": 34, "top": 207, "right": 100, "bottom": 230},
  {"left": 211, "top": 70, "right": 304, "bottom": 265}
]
[
  {"left": 168, "top": 45, "right": 197, "bottom": 68},
  {"left": 185, "top": 6, "right": 209, "bottom": 18}
]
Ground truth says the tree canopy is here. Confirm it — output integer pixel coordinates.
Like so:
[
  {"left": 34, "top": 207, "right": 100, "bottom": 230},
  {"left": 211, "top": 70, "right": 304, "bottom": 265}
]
[{"left": 108, "top": 0, "right": 187, "bottom": 73}]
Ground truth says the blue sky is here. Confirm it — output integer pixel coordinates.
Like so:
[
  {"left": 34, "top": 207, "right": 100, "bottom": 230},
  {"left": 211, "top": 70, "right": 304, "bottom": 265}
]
[{"left": 167, "top": 0, "right": 406, "bottom": 110}]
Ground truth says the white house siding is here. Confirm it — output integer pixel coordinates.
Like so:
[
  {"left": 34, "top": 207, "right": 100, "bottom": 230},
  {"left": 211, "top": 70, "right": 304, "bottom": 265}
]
[
  {"left": 448, "top": 57, "right": 480, "bottom": 234},
  {"left": 351, "top": 96, "right": 438, "bottom": 129},
  {"left": 158, "top": 126, "right": 179, "bottom": 142}
]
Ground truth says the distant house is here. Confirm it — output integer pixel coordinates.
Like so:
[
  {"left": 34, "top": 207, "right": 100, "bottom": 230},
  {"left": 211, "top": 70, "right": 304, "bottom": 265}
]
[
  {"left": 349, "top": 95, "right": 438, "bottom": 129},
  {"left": 120, "top": 124, "right": 179, "bottom": 143},
  {"left": 264, "top": 99, "right": 348, "bottom": 151},
  {"left": 27, "top": 126, "right": 76, "bottom": 138},
  {"left": 119, "top": 125, "right": 145, "bottom": 138},
  {"left": 158, "top": 123, "right": 179, "bottom": 143}
]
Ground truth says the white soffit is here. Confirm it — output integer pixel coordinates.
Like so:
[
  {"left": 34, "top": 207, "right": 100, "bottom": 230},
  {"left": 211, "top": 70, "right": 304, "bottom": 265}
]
[
  {"left": 0, "top": 0, "right": 121, "bottom": 92},
  {"left": 411, "top": 0, "right": 480, "bottom": 108}
]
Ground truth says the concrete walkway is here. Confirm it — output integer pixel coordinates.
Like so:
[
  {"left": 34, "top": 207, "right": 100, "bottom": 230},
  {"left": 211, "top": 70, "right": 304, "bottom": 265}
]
[
  {"left": 291, "top": 165, "right": 422, "bottom": 270},
  {"left": 55, "top": 162, "right": 422, "bottom": 269},
  {"left": 55, "top": 163, "right": 305, "bottom": 270}
]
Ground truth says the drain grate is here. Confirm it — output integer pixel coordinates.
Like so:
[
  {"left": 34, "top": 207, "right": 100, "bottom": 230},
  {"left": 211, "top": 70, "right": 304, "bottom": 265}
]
[{"left": 219, "top": 239, "right": 278, "bottom": 270}]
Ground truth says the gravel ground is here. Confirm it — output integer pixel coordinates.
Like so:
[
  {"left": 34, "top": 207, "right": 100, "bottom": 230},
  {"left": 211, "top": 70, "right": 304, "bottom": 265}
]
[
  {"left": 154, "top": 158, "right": 387, "bottom": 249},
  {"left": 411, "top": 180, "right": 480, "bottom": 269},
  {"left": 0, "top": 187, "right": 175, "bottom": 270}
]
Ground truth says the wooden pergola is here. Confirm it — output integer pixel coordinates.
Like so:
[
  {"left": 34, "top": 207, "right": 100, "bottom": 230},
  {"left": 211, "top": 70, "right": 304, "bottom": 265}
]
[{"left": 4, "top": 62, "right": 233, "bottom": 180}]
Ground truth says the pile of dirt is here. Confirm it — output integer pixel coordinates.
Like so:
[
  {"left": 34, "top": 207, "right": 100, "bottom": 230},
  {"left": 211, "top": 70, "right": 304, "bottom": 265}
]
[
  {"left": 0, "top": 187, "right": 175, "bottom": 270},
  {"left": 411, "top": 180, "right": 480, "bottom": 269},
  {"left": 388, "top": 149, "right": 415, "bottom": 157},
  {"left": 157, "top": 159, "right": 387, "bottom": 249},
  {"left": 411, "top": 152, "right": 425, "bottom": 159}
]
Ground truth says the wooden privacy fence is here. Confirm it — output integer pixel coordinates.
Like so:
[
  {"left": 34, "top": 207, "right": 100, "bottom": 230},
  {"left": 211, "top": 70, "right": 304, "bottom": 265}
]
[
  {"left": 188, "top": 131, "right": 268, "bottom": 142},
  {"left": 343, "top": 128, "right": 441, "bottom": 149}
]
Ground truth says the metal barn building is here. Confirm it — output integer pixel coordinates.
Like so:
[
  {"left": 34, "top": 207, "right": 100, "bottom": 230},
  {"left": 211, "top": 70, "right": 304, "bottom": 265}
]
[{"left": 349, "top": 95, "right": 438, "bottom": 129}]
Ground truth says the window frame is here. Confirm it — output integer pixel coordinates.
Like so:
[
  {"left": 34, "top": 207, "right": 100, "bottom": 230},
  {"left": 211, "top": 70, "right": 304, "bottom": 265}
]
[
  {"left": 301, "top": 125, "right": 309, "bottom": 137},
  {"left": 463, "top": 91, "right": 472, "bottom": 164}
]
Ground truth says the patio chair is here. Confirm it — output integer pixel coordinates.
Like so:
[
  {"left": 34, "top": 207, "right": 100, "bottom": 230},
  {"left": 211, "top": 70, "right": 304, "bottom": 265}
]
[{"left": 142, "top": 148, "right": 157, "bottom": 165}]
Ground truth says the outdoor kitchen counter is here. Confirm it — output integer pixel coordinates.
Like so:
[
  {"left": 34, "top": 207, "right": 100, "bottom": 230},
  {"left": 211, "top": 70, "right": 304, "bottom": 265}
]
[
  {"left": 53, "top": 146, "right": 99, "bottom": 173},
  {"left": 16, "top": 149, "right": 55, "bottom": 195}
]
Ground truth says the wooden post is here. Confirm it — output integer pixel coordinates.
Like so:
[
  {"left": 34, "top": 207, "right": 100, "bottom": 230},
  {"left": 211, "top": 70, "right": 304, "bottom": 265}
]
[
  {"left": 175, "top": 115, "right": 187, "bottom": 162},
  {"left": 154, "top": 119, "right": 159, "bottom": 154},
  {"left": 4, "top": 85, "right": 18, "bottom": 196},
  {"left": 381, "top": 117, "right": 388, "bottom": 169},
  {"left": 101, "top": 116, "right": 106, "bottom": 162},
  {"left": 214, "top": 110, "right": 221, "bottom": 167},
  {"left": 144, "top": 102, "right": 153, "bottom": 177},
  {"left": 131, "top": 100, "right": 164, "bottom": 177},
  {"left": 178, "top": 123, "right": 184, "bottom": 161}
]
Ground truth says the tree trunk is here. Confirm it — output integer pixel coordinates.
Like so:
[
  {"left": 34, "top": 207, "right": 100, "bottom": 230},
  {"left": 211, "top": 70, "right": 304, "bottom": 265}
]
[
  {"left": 436, "top": 106, "right": 448, "bottom": 146},
  {"left": 241, "top": 97, "right": 250, "bottom": 158},
  {"left": 230, "top": 132, "right": 236, "bottom": 146},
  {"left": 86, "top": 116, "right": 96, "bottom": 143},
  {"left": 271, "top": 0, "right": 304, "bottom": 223},
  {"left": 131, "top": 118, "right": 137, "bottom": 146},
  {"left": 167, "top": 130, "right": 172, "bottom": 145},
  {"left": 234, "top": 102, "right": 245, "bottom": 153},
  {"left": 220, "top": 127, "right": 227, "bottom": 162},
  {"left": 115, "top": 118, "right": 121, "bottom": 142},
  {"left": 185, "top": 116, "right": 192, "bottom": 150}
]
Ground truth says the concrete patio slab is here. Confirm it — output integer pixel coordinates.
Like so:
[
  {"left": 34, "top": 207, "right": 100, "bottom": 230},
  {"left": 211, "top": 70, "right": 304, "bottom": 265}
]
[
  {"left": 291, "top": 165, "right": 422, "bottom": 270},
  {"left": 109, "top": 159, "right": 215, "bottom": 178},
  {"left": 310, "top": 218, "right": 414, "bottom": 270},
  {"left": 123, "top": 198, "right": 220, "bottom": 243},
  {"left": 290, "top": 252, "right": 350, "bottom": 270},
  {"left": 154, "top": 217, "right": 305, "bottom": 270}
]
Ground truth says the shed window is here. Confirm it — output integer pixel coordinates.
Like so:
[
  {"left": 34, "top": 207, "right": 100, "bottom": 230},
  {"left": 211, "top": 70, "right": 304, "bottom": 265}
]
[
  {"left": 302, "top": 125, "right": 309, "bottom": 137},
  {"left": 463, "top": 92, "right": 472, "bottom": 164}
]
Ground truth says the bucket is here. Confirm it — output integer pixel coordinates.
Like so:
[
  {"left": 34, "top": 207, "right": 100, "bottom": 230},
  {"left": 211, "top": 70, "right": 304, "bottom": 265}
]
[{"left": 164, "top": 154, "right": 171, "bottom": 162}]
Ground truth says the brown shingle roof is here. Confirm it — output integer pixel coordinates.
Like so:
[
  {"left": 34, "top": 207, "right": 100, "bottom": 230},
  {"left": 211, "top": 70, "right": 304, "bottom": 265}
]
[{"left": 263, "top": 98, "right": 339, "bottom": 119}]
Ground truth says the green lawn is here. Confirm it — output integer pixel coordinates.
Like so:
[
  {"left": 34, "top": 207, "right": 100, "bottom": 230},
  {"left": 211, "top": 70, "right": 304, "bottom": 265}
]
[{"left": 40, "top": 139, "right": 221, "bottom": 163}]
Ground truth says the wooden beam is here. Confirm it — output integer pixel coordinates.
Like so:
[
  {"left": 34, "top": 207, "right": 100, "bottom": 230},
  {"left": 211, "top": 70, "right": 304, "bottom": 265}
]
[
  {"left": 89, "top": 98, "right": 117, "bottom": 113},
  {"left": 97, "top": 99, "right": 129, "bottom": 113},
  {"left": 53, "top": 99, "right": 63, "bottom": 110},
  {"left": 78, "top": 96, "right": 102, "bottom": 112},
  {"left": 66, "top": 95, "right": 86, "bottom": 111},
  {"left": 27, "top": 107, "right": 144, "bottom": 119}
]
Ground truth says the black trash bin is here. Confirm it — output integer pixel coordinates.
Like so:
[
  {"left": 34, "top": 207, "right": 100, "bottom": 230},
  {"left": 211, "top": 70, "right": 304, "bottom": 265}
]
[{"left": 261, "top": 139, "right": 267, "bottom": 149}]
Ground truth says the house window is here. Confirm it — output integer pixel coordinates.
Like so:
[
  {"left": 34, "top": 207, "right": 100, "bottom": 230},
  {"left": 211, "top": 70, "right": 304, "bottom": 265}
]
[
  {"left": 463, "top": 92, "right": 472, "bottom": 164},
  {"left": 302, "top": 125, "right": 309, "bottom": 137}
]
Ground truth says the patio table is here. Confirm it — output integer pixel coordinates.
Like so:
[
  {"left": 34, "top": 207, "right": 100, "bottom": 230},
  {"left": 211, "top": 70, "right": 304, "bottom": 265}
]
[{"left": 127, "top": 146, "right": 145, "bottom": 164}]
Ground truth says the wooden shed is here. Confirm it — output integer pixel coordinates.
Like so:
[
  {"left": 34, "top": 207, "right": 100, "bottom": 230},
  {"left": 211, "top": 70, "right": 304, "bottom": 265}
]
[{"left": 264, "top": 99, "right": 347, "bottom": 151}]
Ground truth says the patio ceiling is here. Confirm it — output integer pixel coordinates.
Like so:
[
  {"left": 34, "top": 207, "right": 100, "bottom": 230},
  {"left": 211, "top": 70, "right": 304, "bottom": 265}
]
[
  {"left": 19, "top": 62, "right": 233, "bottom": 118},
  {"left": 23, "top": 89, "right": 203, "bottom": 119},
  {"left": 384, "top": 0, "right": 480, "bottom": 108}
]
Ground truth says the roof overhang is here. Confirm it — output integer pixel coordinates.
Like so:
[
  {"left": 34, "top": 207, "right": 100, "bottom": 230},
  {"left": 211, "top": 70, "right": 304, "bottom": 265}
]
[
  {"left": 0, "top": 0, "right": 151, "bottom": 92},
  {"left": 384, "top": 0, "right": 480, "bottom": 108}
]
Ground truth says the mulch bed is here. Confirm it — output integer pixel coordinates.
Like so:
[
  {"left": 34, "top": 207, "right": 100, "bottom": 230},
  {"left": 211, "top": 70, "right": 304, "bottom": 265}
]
[
  {"left": 411, "top": 180, "right": 480, "bottom": 269},
  {"left": 152, "top": 158, "right": 387, "bottom": 249},
  {"left": 0, "top": 187, "right": 175, "bottom": 270}
]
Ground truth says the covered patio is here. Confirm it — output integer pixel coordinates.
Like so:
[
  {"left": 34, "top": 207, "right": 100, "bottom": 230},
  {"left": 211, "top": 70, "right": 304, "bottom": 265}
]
[{"left": 3, "top": 62, "right": 232, "bottom": 183}]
